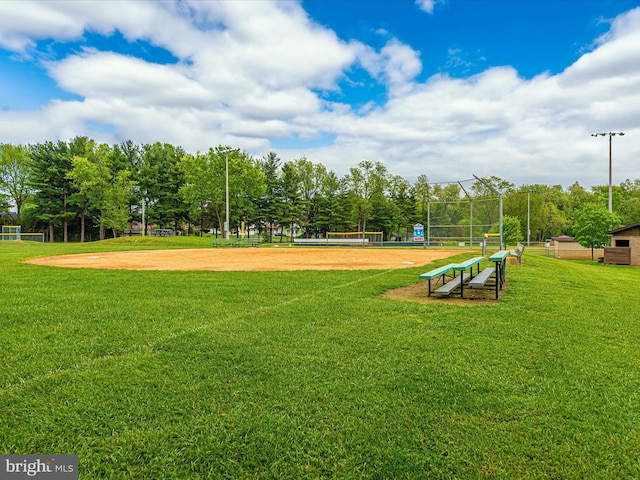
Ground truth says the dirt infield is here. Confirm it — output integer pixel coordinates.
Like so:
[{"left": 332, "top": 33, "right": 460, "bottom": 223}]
[{"left": 26, "top": 247, "right": 461, "bottom": 272}]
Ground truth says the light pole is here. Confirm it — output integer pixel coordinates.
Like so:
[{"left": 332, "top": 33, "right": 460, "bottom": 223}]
[
  {"left": 220, "top": 147, "right": 239, "bottom": 240},
  {"left": 523, "top": 190, "right": 536, "bottom": 246},
  {"left": 141, "top": 198, "right": 146, "bottom": 236},
  {"left": 591, "top": 131, "right": 624, "bottom": 212}
]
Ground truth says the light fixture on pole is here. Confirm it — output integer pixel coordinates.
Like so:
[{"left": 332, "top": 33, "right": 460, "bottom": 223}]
[
  {"left": 220, "top": 147, "right": 240, "bottom": 240},
  {"left": 591, "top": 131, "right": 625, "bottom": 212}
]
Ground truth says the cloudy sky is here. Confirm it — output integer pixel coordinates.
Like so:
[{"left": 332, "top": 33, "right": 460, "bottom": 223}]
[{"left": 0, "top": 0, "right": 639, "bottom": 188}]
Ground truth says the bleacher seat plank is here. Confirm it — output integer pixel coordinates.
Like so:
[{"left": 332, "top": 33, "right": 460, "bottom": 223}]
[
  {"left": 433, "top": 273, "right": 470, "bottom": 295},
  {"left": 468, "top": 267, "right": 495, "bottom": 287},
  {"left": 419, "top": 264, "right": 454, "bottom": 280}
]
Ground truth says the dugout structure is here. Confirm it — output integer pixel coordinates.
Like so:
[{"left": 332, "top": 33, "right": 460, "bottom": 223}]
[
  {"left": 1, "top": 226, "right": 45, "bottom": 243},
  {"left": 328, "top": 231, "right": 383, "bottom": 246},
  {"left": 424, "top": 176, "right": 503, "bottom": 249},
  {"left": 294, "top": 231, "right": 383, "bottom": 246}
]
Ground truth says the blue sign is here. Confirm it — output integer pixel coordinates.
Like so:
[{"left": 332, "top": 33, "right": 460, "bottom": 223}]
[{"left": 413, "top": 223, "right": 424, "bottom": 242}]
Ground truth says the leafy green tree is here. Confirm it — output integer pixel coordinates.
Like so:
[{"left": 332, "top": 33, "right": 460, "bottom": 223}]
[
  {"left": 292, "top": 157, "right": 326, "bottom": 238},
  {"left": 231, "top": 156, "right": 265, "bottom": 238},
  {"left": 22, "top": 135, "right": 640, "bottom": 249},
  {"left": 573, "top": 203, "right": 622, "bottom": 260},
  {"left": 368, "top": 191, "right": 395, "bottom": 239},
  {"left": 0, "top": 143, "right": 33, "bottom": 220},
  {"left": 29, "top": 140, "right": 77, "bottom": 242},
  {"left": 66, "top": 155, "right": 100, "bottom": 242},
  {"left": 179, "top": 151, "right": 221, "bottom": 234},
  {"left": 345, "top": 161, "right": 389, "bottom": 237},
  {"left": 314, "top": 170, "right": 350, "bottom": 236},
  {"left": 0, "top": 188, "right": 9, "bottom": 222},
  {"left": 534, "top": 185, "right": 569, "bottom": 241},
  {"left": 139, "top": 142, "right": 187, "bottom": 232},
  {"left": 591, "top": 184, "right": 624, "bottom": 213},
  {"left": 103, "top": 169, "right": 134, "bottom": 237},
  {"left": 0, "top": 193, "right": 9, "bottom": 217},
  {"left": 505, "top": 186, "right": 550, "bottom": 244},
  {"left": 618, "top": 179, "right": 640, "bottom": 226},
  {"left": 180, "top": 147, "right": 264, "bottom": 237},
  {"left": 502, "top": 215, "right": 523, "bottom": 247},
  {"left": 111, "top": 140, "right": 142, "bottom": 228},
  {"left": 389, "top": 174, "right": 416, "bottom": 240},
  {"left": 538, "top": 202, "right": 567, "bottom": 241},
  {"left": 566, "top": 182, "right": 594, "bottom": 217},
  {"left": 412, "top": 174, "right": 430, "bottom": 226},
  {"left": 278, "top": 161, "right": 303, "bottom": 241},
  {"left": 257, "top": 152, "right": 282, "bottom": 241},
  {"left": 67, "top": 142, "right": 133, "bottom": 241}
]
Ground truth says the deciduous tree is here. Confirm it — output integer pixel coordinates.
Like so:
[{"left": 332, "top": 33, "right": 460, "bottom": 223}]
[
  {"left": 573, "top": 203, "right": 622, "bottom": 260},
  {"left": 0, "top": 143, "right": 32, "bottom": 220}
]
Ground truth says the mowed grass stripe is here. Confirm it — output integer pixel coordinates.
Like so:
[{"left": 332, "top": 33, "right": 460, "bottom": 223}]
[
  {"left": 2, "top": 241, "right": 640, "bottom": 478},
  {"left": 0, "top": 264, "right": 398, "bottom": 391}
]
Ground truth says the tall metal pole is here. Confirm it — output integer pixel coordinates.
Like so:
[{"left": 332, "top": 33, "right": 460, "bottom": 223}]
[
  {"left": 427, "top": 201, "right": 430, "bottom": 249},
  {"left": 591, "top": 132, "right": 624, "bottom": 213},
  {"left": 225, "top": 150, "right": 230, "bottom": 239},
  {"left": 458, "top": 181, "right": 473, "bottom": 249},
  {"left": 527, "top": 191, "right": 531, "bottom": 246},
  {"left": 141, "top": 198, "right": 146, "bottom": 236},
  {"left": 609, "top": 134, "right": 613, "bottom": 213},
  {"left": 470, "top": 200, "right": 473, "bottom": 248},
  {"left": 521, "top": 189, "right": 536, "bottom": 246},
  {"left": 499, "top": 193, "right": 503, "bottom": 250}
]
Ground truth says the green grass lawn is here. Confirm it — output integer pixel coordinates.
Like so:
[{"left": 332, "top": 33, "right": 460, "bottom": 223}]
[{"left": 1, "top": 240, "right": 640, "bottom": 478}]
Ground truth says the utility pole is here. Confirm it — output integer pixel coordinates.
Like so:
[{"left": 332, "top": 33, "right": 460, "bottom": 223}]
[{"left": 591, "top": 132, "right": 625, "bottom": 212}]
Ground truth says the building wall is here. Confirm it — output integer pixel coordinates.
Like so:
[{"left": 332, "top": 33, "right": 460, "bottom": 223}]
[
  {"left": 554, "top": 240, "right": 604, "bottom": 260},
  {"left": 611, "top": 235, "right": 640, "bottom": 266},
  {"left": 632, "top": 237, "right": 640, "bottom": 266}
]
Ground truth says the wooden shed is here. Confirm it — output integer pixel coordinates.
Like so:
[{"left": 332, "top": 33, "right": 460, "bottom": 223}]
[{"left": 605, "top": 223, "right": 640, "bottom": 266}]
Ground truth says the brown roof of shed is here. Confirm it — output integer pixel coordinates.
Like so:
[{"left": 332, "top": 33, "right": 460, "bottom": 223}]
[
  {"left": 550, "top": 235, "right": 575, "bottom": 242},
  {"left": 607, "top": 223, "right": 640, "bottom": 235}
]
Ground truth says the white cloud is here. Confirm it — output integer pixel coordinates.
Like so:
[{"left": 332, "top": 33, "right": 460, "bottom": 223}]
[
  {"left": 560, "top": 11, "right": 640, "bottom": 88},
  {"left": 415, "top": 0, "right": 436, "bottom": 15},
  {"left": 47, "top": 50, "right": 215, "bottom": 107},
  {"left": 0, "top": 1, "right": 639, "bottom": 189},
  {"left": 0, "top": 1, "right": 85, "bottom": 52},
  {"left": 355, "top": 38, "right": 422, "bottom": 95}
]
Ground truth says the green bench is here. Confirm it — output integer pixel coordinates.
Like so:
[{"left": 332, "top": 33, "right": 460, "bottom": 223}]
[
  {"left": 451, "top": 256, "right": 484, "bottom": 298},
  {"left": 421, "top": 255, "right": 510, "bottom": 298},
  {"left": 419, "top": 264, "right": 455, "bottom": 280},
  {"left": 420, "top": 256, "right": 484, "bottom": 297},
  {"left": 419, "top": 264, "right": 456, "bottom": 296},
  {"left": 509, "top": 243, "right": 525, "bottom": 265},
  {"left": 420, "top": 252, "right": 511, "bottom": 300},
  {"left": 488, "top": 250, "right": 510, "bottom": 299}
]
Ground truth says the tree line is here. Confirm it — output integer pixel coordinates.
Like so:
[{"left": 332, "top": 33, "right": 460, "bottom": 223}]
[{"left": 0, "top": 137, "right": 638, "bottom": 243}]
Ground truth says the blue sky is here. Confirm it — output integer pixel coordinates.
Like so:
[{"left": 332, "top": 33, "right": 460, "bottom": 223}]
[{"left": 1, "top": 0, "right": 639, "bottom": 187}]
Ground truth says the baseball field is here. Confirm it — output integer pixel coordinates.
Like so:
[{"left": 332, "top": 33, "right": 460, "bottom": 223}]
[{"left": 2, "top": 237, "right": 640, "bottom": 478}]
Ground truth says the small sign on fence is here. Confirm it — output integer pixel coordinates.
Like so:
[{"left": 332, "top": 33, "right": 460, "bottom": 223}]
[{"left": 413, "top": 224, "right": 424, "bottom": 242}]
